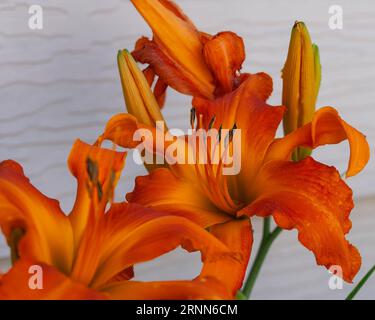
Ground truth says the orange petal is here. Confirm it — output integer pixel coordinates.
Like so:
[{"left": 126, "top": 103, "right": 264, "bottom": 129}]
[
  {"left": 87, "top": 202, "right": 167, "bottom": 287},
  {"left": 91, "top": 211, "right": 234, "bottom": 289},
  {"left": 109, "top": 266, "right": 134, "bottom": 283},
  {"left": 0, "top": 160, "right": 73, "bottom": 274},
  {"left": 143, "top": 65, "right": 155, "bottom": 86},
  {"left": 193, "top": 73, "right": 285, "bottom": 201},
  {"left": 265, "top": 107, "right": 370, "bottom": 177},
  {"left": 67, "top": 140, "right": 126, "bottom": 286},
  {"left": 97, "top": 113, "right": 167, "bottom": 173},
  {"left": 203, "top": 31, "right": 245, "bottom": 94},
  {"left": 72, "top": 202, "right": 175, "bottom": 286},
  {"left": 240, "top": 157, "right": 361, "bottom": 282},
  {"left": 101, "top": 278, "right": 231, "bottom": 300},
  {"left": 97, "top": 112, "right": 168, "bottom": 155},
  {"left": 133, "top": 38, "right": 214, "bottom": 99},
  {"left": 131, "top": 0, "right": 214, "bottom": 98},
  {"left": 201, "top": 219, "right": 252, "bottom": 295},
  {"left": 97, "top": 113, "right": 144, "bottom": 149},
  {"left": 127, "top": 168, "right": 231, "bottom": 228},
  {"left": 68, "top": 139, "right": 126, "bottom": 248},
  {"left": 153, "top": 77, "right": 168, "bottom": 108},
  {"left": 0, "top": 259, "right": 106, "bottom": 300}
]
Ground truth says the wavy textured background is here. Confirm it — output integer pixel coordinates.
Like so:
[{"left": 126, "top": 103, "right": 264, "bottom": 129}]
[{"left": 0, "top": 0, "right": 374, "bottom": 299}]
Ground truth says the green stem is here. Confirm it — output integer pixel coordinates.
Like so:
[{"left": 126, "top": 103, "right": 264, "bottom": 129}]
[
  {"left": 346, "top": 265, "right": 375, "bottom": 300},
  {"left": 241, "top": 217, "right": 282, "bottom": 299}
]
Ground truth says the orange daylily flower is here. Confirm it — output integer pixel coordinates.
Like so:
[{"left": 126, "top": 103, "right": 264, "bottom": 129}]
[
  {"left": 129, "top": 0, "right": 247, "bottom": 103},
  {"left": 98, "top": 72, "right": 370, "bottom": 284},
  {"left": 0, "top": 139, "right": 240, "bottom": 300}
]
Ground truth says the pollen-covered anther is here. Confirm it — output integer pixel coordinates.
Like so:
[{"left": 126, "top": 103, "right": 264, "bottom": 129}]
[
  {"left": 218, "top": 125, "right": 223, "bottom": 142},
  {"left": 86, "top": 157, "right": 98, "bottom": 183},
  {"left": 208, "top": 115, "right": 216, "bottom": 130},
  {"left": 190, "top": 107, "right": 196, "bottom": 129},
  {"left": 228, "top": 123, "right": 237, "bottom": 143}
]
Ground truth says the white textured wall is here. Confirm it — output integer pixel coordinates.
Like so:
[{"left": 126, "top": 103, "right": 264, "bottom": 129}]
[{"left": 0, "top": 0, "right": 374, "bottom": 299}]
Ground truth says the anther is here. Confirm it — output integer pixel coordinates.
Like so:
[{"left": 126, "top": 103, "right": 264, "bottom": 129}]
[
  {"left": 190, "top": 108, "right": 196, "bottom": 128},
  {"left": 96, "top": 181, "right": 103, "bottom": 201},
  {"left": 229, "top": 123, "right": 237, "bottom": 142},
  {"left": 86, "top": 157, "right": 98, "bottom": 182},
  {"left": 218, "top": 124, "right": 223, "bottom": 142},
  {"left": 208, "top": 115, "right": 216, "bottom": 129}
]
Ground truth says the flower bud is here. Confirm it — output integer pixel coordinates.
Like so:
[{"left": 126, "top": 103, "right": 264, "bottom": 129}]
[
  {"left": 117, "top": 49, "right": 165, "bottom": 127},
  {"left": 282, "top": 21, "right": 321, "bottom": 160}
]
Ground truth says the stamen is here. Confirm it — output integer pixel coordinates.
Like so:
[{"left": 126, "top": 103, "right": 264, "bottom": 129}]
[
  {"left": 190, "top": 115, "right": 242, "bottom": 215},
  {"left": 229, "top": 123, "right": 237, "bottom": 142},
  {"left": 215, "top": 143, "right": 241, "bottom": 213},
  {"left": 208, "top": 115, "right": 216, "bottom": 129},
  {"left": 190, "top": 107, "right": 196, "bottom": 129},
  {"left": 224, "top": 123, "right": 237, "bottom": 147},
  {"left": 198, "top": 114, "right": 204, "bottom": 130},
  {"left": 218, "top": 124, "right": 222, "bottom": 142}
]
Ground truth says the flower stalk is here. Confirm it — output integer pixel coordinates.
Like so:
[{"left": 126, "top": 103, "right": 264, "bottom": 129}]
[
  {"left": 346, "top": 265, "right": 375, "bottom": 300},
  {"left": 240, "top": 217, "right": 282, "bottom": 299}
]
